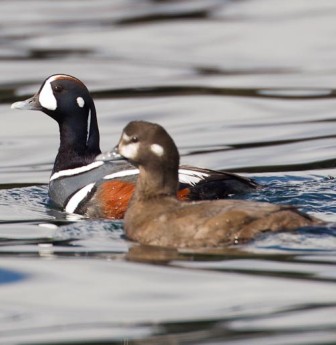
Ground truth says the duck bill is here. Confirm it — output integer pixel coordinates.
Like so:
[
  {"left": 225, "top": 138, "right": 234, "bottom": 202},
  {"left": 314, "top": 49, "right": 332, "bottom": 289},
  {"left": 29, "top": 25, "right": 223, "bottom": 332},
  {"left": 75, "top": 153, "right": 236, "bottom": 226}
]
[
  {"left": 11, "top": 94, "right": 42, "bottom": 111},
  {"left": 96, "top": 146, "right": 125, "bottom": 162}
]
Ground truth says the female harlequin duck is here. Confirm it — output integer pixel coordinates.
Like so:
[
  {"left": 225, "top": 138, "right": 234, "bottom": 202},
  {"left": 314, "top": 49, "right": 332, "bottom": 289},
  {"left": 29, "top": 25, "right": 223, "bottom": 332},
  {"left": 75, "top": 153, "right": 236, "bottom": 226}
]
[
  {"left": 98, "top": 121, "right": 321, "bottom": 248},
  {"left": 11, "top": 74, "right": 258, "bottom": 219}
]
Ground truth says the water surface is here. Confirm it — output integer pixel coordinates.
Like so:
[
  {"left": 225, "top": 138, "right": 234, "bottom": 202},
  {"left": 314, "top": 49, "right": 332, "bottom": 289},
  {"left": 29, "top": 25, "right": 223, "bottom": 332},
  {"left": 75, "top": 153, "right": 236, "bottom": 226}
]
[{"left": 0, "top": 1, "right": 336, "bottom": 344}]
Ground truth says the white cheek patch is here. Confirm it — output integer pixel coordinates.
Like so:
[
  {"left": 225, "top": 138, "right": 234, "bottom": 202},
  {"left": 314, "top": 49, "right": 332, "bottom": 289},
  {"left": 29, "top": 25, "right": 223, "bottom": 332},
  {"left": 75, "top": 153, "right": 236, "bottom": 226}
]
[
  {"left": 119, "top": 142, "right": 139, "bottom": 160},
  {"left": 77, "top": 97, "right": 85, "bottom": 108},
  {"left": 150, "top": 143, "right": 164, "bottom": 157},
  {"left": 39, "top": 76, "right": 57, "bottom": 111}
]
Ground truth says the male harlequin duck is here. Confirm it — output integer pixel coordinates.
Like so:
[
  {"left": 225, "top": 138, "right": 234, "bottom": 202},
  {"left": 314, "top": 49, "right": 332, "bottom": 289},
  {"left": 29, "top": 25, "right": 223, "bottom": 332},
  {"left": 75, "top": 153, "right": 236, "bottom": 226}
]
[
  {"left": 98, "top": 121, "right": 321, "bottom": 248},
  {"left": 11, "top": 74, "right": 258, "bottom": 219}
]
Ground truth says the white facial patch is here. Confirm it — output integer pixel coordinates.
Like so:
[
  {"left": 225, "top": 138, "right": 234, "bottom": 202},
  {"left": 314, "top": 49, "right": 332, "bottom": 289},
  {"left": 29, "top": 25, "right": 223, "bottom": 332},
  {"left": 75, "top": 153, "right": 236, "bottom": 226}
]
[
  {"left": 150, "top": 143, "right": 164, "bottom": 157},
  {"left": 122, "top": 132, "right": 131, "bottom": 142},
  {"left": 39, "top": 76, "right": 57, "bottom": 111},
  {"left": 77, "top": 97, "right": 85, "bottom": 108},
  {"left": 119, "top": 142, "right": 139, "bottom": 160}
]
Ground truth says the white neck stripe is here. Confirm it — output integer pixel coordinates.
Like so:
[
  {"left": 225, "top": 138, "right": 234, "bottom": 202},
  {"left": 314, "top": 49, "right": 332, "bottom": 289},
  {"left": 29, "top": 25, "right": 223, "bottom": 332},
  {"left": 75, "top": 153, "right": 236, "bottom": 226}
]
[
  {"left": 50, "top": 161, "right": 104, "bottom": 181},
  {"left": 86, "top": 108, "right": 91, "bottom": 145},
  {"left": 65, "top": 183, "right": 95, "bottom": 214}
]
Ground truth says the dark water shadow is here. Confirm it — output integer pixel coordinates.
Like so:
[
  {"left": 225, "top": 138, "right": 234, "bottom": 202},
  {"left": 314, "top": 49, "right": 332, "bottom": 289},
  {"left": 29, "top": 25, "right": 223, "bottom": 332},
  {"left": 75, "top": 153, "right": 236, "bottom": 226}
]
[{"left": 0, "top": 267, "right": 27, "bottom": 285}]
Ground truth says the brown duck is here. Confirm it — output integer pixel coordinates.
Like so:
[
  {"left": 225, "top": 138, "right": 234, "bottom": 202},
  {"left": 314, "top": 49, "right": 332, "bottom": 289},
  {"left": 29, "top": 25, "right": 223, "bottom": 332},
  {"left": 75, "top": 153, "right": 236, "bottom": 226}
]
[{"left": 99, "top": 121, "right": 321, "bottom": 248}]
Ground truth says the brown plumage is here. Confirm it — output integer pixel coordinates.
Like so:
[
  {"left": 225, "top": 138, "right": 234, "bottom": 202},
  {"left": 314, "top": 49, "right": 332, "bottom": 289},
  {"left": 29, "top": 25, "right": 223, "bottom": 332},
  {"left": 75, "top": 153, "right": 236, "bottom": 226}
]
[{"left": 107, "top": 121, "right": 321, "bottom": 248}]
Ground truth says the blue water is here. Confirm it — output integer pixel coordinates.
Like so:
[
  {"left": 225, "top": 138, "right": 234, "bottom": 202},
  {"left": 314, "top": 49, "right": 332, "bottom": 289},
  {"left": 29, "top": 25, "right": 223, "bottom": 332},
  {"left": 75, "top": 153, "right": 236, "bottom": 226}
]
[{"left": 0, "top": 1, "right": 336, "bottom": 344}]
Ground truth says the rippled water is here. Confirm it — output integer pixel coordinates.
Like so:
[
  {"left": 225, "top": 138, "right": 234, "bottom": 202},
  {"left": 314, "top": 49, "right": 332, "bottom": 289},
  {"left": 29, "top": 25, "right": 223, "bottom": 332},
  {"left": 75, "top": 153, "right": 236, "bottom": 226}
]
[{"left": 1, "top": 1, "right": 336, "bottom": 344}]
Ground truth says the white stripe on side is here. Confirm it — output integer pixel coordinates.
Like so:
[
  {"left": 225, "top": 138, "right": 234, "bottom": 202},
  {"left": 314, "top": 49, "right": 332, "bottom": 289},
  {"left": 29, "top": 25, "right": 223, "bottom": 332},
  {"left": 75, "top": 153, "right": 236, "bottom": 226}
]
[
  {"left": 50, "top": 161, "right": 104, "bottom": 181},
  {"left": 103, "top": 169, "right": 139, "bottom": 180},
  {"left": 102, "top": 168, "right": 210, "bottom": 185},
  {"left": 178, "top": 168, "right": 209, "bottom": 186},
  {"left": 65, "top": 183, "right": 95, "bottom": 214}
]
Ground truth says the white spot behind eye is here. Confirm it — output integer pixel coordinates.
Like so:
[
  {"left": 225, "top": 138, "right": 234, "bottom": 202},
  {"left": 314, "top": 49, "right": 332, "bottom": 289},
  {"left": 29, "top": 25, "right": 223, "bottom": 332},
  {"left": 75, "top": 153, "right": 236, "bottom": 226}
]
[
  {"left": 119, "top": 142, "right": 139, "bottom": 160},
  {"left": 39, "top": 76, "right": 57, "bottom": 111},
  {"left": 150, "top": 144, "right": 164, "bottom": 157},
  {"left": 77, "top": 97, "right": 85, "bottom": 108}
]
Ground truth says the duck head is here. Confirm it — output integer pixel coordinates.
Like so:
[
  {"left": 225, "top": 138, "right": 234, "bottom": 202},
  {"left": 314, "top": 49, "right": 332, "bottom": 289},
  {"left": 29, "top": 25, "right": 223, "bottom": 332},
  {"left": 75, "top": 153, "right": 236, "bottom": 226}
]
[{"left": 11, "top": 74, "right": 101, "bottom": 171}]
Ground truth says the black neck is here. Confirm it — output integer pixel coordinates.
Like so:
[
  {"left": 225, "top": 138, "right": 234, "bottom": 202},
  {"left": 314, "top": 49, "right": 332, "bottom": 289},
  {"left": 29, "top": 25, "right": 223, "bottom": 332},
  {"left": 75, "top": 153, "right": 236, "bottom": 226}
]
[{"left": 52, "top": 103, "right": 101, "bottom": 173}]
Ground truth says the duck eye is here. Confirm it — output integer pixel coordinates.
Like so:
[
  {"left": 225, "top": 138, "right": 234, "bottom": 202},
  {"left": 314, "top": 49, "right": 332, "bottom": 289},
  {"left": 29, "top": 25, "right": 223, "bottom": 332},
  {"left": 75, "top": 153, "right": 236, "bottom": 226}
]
[
  {"left": 131, "top": 136, "right": 138, "bottom": 143},
  {"left": 53, "top": 85, "right": 63, "bottom": 92}
]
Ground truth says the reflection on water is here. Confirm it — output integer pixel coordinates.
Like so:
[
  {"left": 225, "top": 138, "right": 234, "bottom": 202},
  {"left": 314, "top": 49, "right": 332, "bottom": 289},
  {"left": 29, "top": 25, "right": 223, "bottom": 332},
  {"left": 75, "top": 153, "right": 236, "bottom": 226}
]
[
  {"left": 0, "top": 0, "right": 336, "bottom": 344},
  {"left": 0, "top": 268, "right": 27, "bottom": 285}
]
